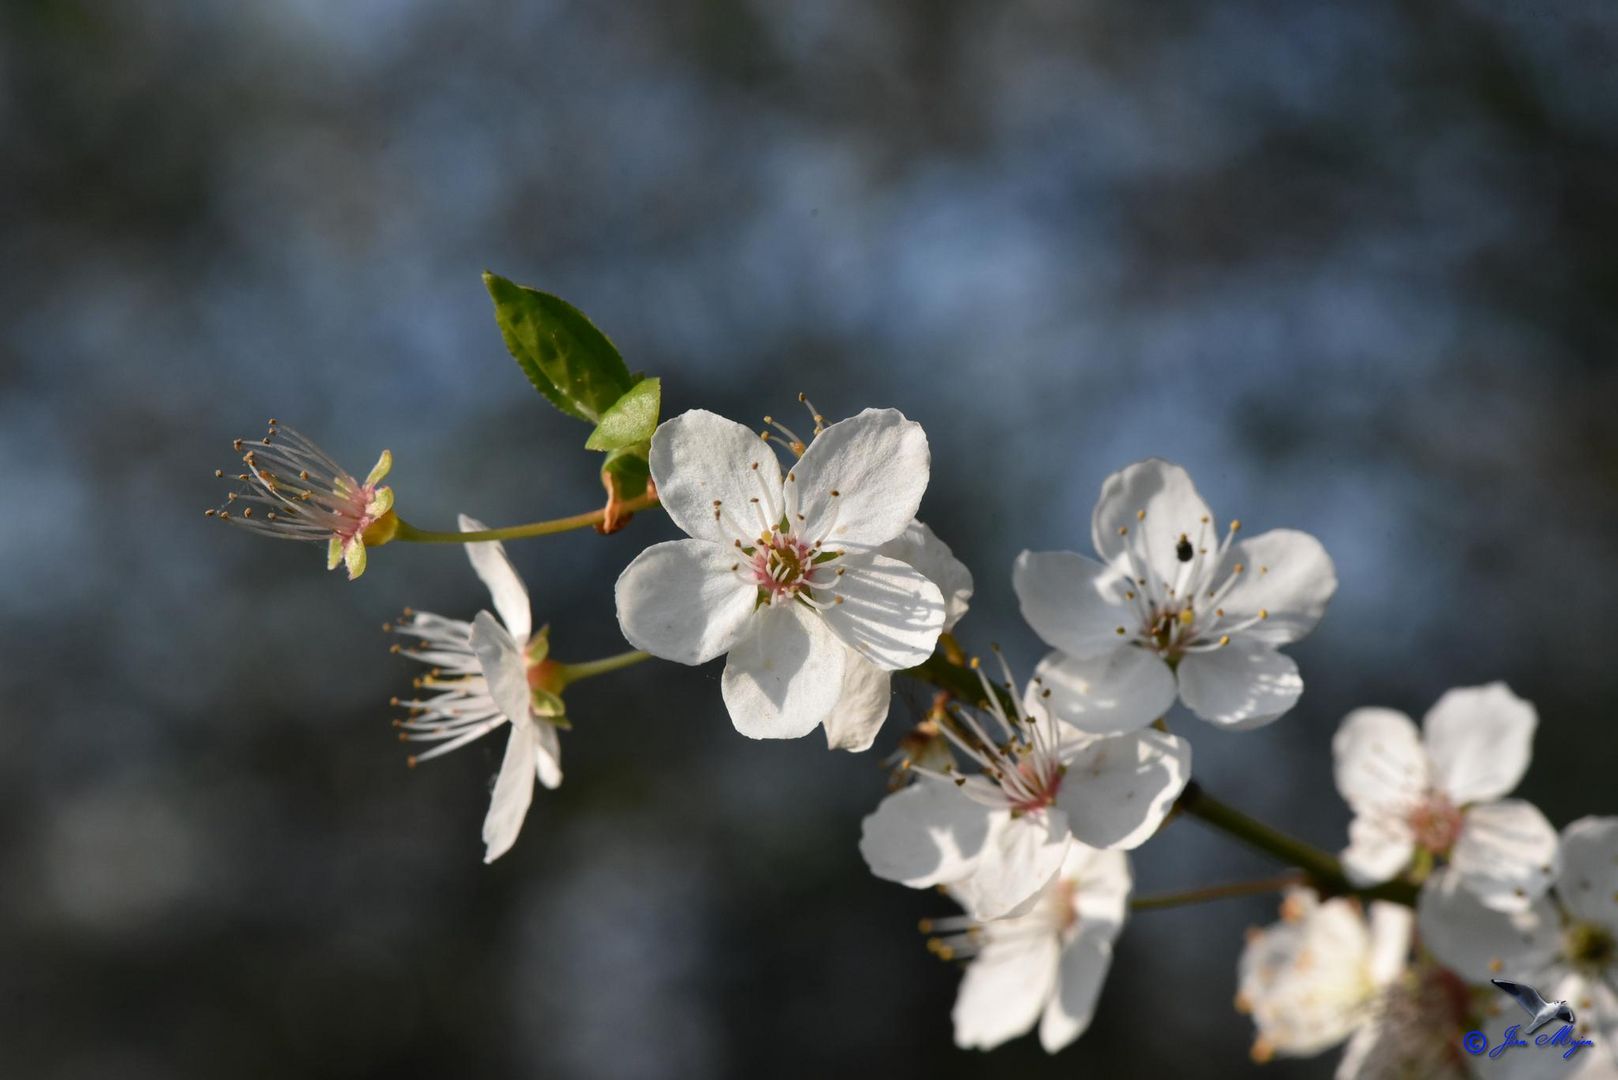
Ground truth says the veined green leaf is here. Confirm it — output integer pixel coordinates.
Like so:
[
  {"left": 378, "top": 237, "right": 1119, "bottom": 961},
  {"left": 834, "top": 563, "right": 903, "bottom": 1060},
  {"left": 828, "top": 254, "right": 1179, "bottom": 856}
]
[
  {"left": 585, "top": 377, "right": 661, "bottom": 451},
  {"left": 483, "top": 272, "right": 633, "bottom": 422}
]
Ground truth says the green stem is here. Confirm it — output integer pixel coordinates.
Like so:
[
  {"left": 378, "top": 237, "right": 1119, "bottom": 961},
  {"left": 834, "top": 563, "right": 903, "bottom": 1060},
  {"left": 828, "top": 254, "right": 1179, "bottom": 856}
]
[
  {"left": 899, "top": 649, "right": 1421, "bottom": 907},
  {"left": 559, "top": 649, "right": 653, "bottom": 685},
  {"left": 1130, "top": 872, "right": 1305, "bottom": 912},
  {"left": 394, "top": 491, "right": 661, "bottom": 543}
]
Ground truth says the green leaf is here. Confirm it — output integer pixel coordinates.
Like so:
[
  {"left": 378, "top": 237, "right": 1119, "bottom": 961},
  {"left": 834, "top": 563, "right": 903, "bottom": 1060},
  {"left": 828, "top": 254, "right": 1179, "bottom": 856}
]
[
  {"left": 483, "top": 272, "right": 633, "bottom": 422},
  {"left": 600, "top": 443, "right": 651, "bottom": 500},
  {"left": 585, "top": 377, "right": 661, "bottom": 451}
]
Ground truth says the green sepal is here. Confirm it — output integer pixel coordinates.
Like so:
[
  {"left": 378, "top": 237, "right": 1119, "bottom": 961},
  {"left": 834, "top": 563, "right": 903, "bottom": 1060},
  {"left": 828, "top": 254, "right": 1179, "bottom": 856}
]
[
  {"left": 530, "top": 688, "right": 567, "bottom": 720},
  {"left": 585, "top": 377, "right": 661, "bottom": 451},
  {"left": 482, "top": 272, "right": 633, "bottom": 423},
  {"left": 600, "top": 443, "right": 652, "bottom": 502}
]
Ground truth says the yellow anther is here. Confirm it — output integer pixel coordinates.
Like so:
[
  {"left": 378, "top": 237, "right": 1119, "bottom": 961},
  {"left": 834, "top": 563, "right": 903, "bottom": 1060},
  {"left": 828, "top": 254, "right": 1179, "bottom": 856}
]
[
  {"left": 1218, "top": 635, "right": 1231, "bottom": 646},
  {"left": 1177, "top": 608, "right": 1194, "bottom": 626}
]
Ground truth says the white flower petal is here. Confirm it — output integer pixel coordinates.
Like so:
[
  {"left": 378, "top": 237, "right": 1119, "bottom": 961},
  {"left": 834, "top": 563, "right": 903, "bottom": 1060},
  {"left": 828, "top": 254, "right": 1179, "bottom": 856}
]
[
  {"left": 457, "top": 514, "right": 531, "bottom": 644},
  {"left": 1012, "top": 550, "right": 1133, "bottom": 661},
  {"left": 1416, "top": 868, "right": 1560, "bottom": 982},
  {"left": 648, "top": 409, "right": 784, "bottom": 545},
  {"left": 470, "top": 610, "right": 530, "bottom": 728},
  {"left": 1555, "top": 816, "right": 1618, "bottom": 934},
  {"left": 879, "top": 519, "right": 973, "bottom": 631},
  {"left": 1212, "top": 528, "right": 1337, "bottom": 646},
  {"left": 615, "top": 539, "right": 757, "bottom": 665},
  {"left": 1038, "top": 926, "right": 1115, "bottom": 1053},
  {"left": 1451, "top": 799, "right": 1561, "bottom": 912},
  {"left": 786, "top": 407, "right": 929, "bottom": 549},
  {"left": 1033, "top": 646, "right": 1177, "bottom": 736},
  {"left": 1071, "top": 847, "right": 1133, "bottom": 932},
  {"left": 1366, "top": 902, "right": 1413, "bottom": 988},
  {"left": 858, "top": 780, "right": 995, "bottom": 888},
  {"left": 1176, "top": 641, "right": 1303, "bottom": 730},
  {"left": 533, "top": 719, "right": 562, "bottom": 790},
  {"left": 818, "top": 552, "right": 944, "bottom": 670},
  {"left": 952, "top": 928, "right": 1061, "bottom": 1051},
  {"left": 1054, "top": 728, "right": 1191, "bottom": 851},
  {"left": 822, "top": 653, "right": 892, "bottom": 752},
  {"left": 720, "top": 602, "right": 845, "bottom": 739},
  {"left": 950, "top": 810, "right": 1072, "bottom": 921},
  {"left": 482, "top": 721, "right": 538, "bottom": 863},
  {"left": 1332, "top": 707, "right": 1428, "bottom": 817},
  {"left": 1341, "top": 813, "right": 1416, "bottom": 887},
  {"left": 1090, "top": 459, "right": 1215, "bottom": 584},
  {"left": 1422, "top": 683, "right": 1537, "bottom": 805}
]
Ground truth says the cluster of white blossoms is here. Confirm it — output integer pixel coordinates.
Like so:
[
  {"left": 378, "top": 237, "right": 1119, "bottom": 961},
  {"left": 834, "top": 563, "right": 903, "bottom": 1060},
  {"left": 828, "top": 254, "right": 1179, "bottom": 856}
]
[{"left": 213, "top": 393, "right": 1610, "bottom": 1070}]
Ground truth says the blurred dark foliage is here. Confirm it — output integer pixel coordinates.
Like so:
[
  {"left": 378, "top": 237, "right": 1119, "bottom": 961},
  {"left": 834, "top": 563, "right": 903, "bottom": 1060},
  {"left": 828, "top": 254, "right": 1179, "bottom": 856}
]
[{"left": 3, "top": 1, "right": 1617, "bottom": 1077}]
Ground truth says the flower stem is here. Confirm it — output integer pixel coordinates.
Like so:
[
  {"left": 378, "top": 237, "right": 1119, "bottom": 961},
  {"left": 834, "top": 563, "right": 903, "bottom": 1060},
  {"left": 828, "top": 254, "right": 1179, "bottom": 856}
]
[
  {"left": 899, "top": 649, "right": 1421, "bottom": 907},
  {"left": 559, "top": 649, "right": 653, "bottom": 685},
  {"left": 1130, "top": 872, "right": 1305, "bottom": 912},
  {"left": 393, "top": 491, "right": 661, "bottom": 543}
]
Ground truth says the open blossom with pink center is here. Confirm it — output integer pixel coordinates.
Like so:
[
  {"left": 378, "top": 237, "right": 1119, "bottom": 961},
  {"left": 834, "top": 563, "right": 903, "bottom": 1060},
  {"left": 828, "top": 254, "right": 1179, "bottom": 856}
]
[
  {"left": 858, "top": 655, "right": 1189, "bottom": 920},
  {"left": 926, "top": 844, "right": 1131, "bottom": 1053},
  {"left": 208, "top": 419, "right": 396, "bottom": 580},
  {"left": 614, "top": 406, "right": 946, "bottom": 740},
  {"left": 1333, "top": 683, "right": 1559, "bottom": 912},
  {"left": 390, "top": 515, "right": 562, "bottom": 863},
  {"left": 1013, "top": 458, "right": 1336, "bottom": 735},
  {"left": 1236, "top": 888, "right": 1416, "bottom": 1071},
  {"left": 1418, "top": 817, "right": 1618, "bottom": 1079}
]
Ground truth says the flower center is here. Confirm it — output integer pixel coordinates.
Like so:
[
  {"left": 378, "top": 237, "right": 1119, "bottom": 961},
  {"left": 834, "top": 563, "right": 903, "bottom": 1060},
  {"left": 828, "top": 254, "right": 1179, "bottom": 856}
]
[
  {"left": 1566, "top": 921, "right": 1616, "bottom": 970},
  {"left": 1007, "top": 757, "right": 1064, "bottom": 814},
  {"left": 1408, "top": 794, "right": 1463, "bottom": 855},
  {"left": 747, "top": 531, "right": 821, "bottom": 603}
]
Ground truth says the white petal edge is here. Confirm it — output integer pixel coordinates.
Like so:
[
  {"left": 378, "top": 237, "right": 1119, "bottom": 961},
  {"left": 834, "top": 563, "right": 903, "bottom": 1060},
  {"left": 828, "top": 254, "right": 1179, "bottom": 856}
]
[
  {"left": 1415, "top": 868, "right": 1560, "bottom": 982},
  {"left": 879, "top": 519, "right": 973, "bottom": 631},
  {"left": 1422, "top": 682, "right": 1537, "bottom": 806},
  {"left": 786, "top": 407, "right": 929, "bottom": 550},
  {"left": 615, "top": 538, "right": 758, "bottom": 666},
  {"left": 1332, "top": 707, "right": 1428, "bottom": 817},
  {"left": 483, "top": 721, "right": 538, "bottom": 863},
  {"left": 822, "top": 652, "right": 891, "bottom": 752},
  {"left": 470, "top": 610, "right": 531, "bottom": 729},
  {"left": 1340, "top": 813, "right": 1416, "bottom": 887},
  {"left": 1034, "top": 646, "right": 1177, "bottom": 736},
  {"left": 648, "top": 409, "right": 784, "bottom": 545},
  {"left": 1039, "top": 926, "right": 1115, "bottom": 1053},
  {"left": 1212, "top": 528, "right": 1337, "bottom": 647},
  {"left": 458, "top": 514, "right": 532, "bottom": 644},
  {"left": 1450, "top": 798, "right": 1561, "bottom": 913},
  {"left": 1013, "top": 550, "right": 1134, "bottom": 661},
  {"left": 1176, "top": 640, "right": 1303, "bottom": 730},
  {"left": 818, "top": 552, "right": 945, "bottom": 670},
  {"left": 950, "top": 810, "right": 1073, "bottom": 921},
  {"left": 858, "top": 780, "right": 995, "bottom": 888},
  {"left": 952, "top": 928, "right": 1061, "bottom": 1051},
  {"left": 1054, "top": 728, "right": 1191, "bottom": 851},
  {"left": 1555, "top": 816, "right": 1618, "bottom": 933},
  {"left": 720, "top": 602, "right": 846, "bottom": 739}
]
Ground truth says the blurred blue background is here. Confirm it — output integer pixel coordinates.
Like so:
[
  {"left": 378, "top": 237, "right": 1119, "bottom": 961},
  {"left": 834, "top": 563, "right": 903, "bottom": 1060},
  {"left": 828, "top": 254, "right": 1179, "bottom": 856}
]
[{"left": 4, "top": 1, "right": 1618, "bottom": 1076}]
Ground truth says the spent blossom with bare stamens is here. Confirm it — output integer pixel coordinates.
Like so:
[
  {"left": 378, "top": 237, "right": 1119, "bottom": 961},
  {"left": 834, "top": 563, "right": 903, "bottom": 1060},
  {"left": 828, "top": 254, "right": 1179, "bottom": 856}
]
[
  {"left": 1332, "top": 683, "right": 1559, "bottom": 912},
  {"left": 390, "top": 515, "right": 562, "bottom": 862},
  {"left": 859, "top": 650, "right": 1188, "bottom": 921},
  {"left": 1013, "top": 458, "right": 1337, "bottom": 735},
  {"left": 615, "top": 400, "right": 947, "bottom": 741},
  {"left": 207, "top": 420, "right": 397, "bottom": 580},
  {"left": 924, "top": 844, "right": 1132, "bottom": 1053}
]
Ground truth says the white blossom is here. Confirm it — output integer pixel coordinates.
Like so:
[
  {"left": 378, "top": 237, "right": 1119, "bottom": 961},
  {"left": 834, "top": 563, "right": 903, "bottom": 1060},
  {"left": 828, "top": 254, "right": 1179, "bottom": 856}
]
[
  {"left": 1236, "top": 888, "right": 1412, "bottom": 1067},
  {"left": 927, "top": 844, "right": 1131, "bottom": 1053},
  {"left": 859, "top": 655, "right": 1189, "bottom": 920},
  {"left": 1419, "top": 816, "right": 1618, "bottom": 1078},
  {"left": 615, "top": 407, "right": 946, "bottom": 741},
  {"left": 390, "top": 515, "right": 562, "bottom": 862},
  {"left": 1333, "top": 683, "right": 1559, "bottom": 912},
  {"left": 1013, "top": 458, "right": 1336, "bottom": 734}
]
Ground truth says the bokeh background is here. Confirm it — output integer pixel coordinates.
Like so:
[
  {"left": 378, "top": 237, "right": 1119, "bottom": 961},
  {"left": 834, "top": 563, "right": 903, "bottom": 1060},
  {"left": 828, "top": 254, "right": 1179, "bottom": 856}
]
[{"left": 5, "top": 0, "right": 1618, "bottom": 1076}]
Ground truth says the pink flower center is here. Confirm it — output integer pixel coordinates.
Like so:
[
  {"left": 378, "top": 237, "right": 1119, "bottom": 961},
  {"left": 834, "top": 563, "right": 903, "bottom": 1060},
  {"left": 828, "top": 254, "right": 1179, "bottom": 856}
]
[
  {"left": 747, "top": 532, "right": 819, "bottom": 601},
  {"left": 1007, "top": 757, "right": 1064, "bottom": 814},
  {"left": 1408, "top": 793, "right": 1463, "bottom": 854}
]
